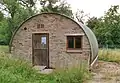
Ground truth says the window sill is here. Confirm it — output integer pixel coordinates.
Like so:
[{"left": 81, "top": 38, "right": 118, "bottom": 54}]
[{"left": 66, "top": 49, "right": 82, "bottom": 53}]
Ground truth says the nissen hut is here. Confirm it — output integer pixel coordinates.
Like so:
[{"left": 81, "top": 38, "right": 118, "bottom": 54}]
[{"left": 9, "top": 13, "right": 98, "bottom": 69}]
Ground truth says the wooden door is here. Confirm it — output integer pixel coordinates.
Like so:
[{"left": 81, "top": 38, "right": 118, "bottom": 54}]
[{"left": 32, "top": 33, "right": 49, "bottom": 67}]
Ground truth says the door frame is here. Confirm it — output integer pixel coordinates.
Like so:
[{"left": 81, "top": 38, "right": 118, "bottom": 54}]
[{"left": 32, "top": 33, "right": 49, "bottom": 67}]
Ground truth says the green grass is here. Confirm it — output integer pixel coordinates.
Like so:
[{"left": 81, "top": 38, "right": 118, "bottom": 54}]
[
  {"left": 0, "top": 45, "right": 90, "bottom": 83},
  {"left": 99, "top": 48, "right": 120, "bottom": 63},
  {"left": 0, "top": 45, "right": 9, "bottom": 53}
]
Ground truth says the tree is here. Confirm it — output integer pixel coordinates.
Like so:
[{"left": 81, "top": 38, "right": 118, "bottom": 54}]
[
  {"left": 0, "top": 0, "right": 36, "bottom": 45},
  {"left": 18, "top": 0, "right": 37, "bottom": 15},
  {"left": 75, "top": 9, "right": 89, "bottom": 24},
  {"left": 40, "top": 0, "right": 73, "bottom": 18},
  {"left": 86, "top": 5, "right": 120, "bottom": 48},
  {"left": 103, "top": 5, "right": 120, "bottom": 46}
]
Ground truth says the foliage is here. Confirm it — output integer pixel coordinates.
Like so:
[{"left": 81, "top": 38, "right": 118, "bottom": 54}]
[
  {"left": 87, "top": 5, "right": 120, "bottom": 47},
  {"left": 0, "top": 0, "right": 36, "bottom": 45},
  {"left": 0, "top": 11, "right": 4, "bottom": 21},
  {"left": 40, "top": 0, "right": 73, "bottom": 18},
  {"left": 75, "top": 9, "right": 89, "bottom": 24},
  {"left": 0, "top": 45, "right": 91, "bottom": 83},
  {"left": 0, "top": 19, "right": 10, "bottom": 45}
]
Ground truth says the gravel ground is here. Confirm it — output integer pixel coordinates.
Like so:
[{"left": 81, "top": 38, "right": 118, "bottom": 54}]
[{"left": 86, "top": 61, "right": 120, "bottom": 83}]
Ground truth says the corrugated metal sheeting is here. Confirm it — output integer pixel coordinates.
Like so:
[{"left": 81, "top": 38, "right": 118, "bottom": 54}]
[{"left": 79, "top": 22, "right": 98, "bottom": 65}]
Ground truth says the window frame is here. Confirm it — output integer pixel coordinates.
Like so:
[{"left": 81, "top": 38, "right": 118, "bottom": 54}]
[{"left": 66, "top": 36, "right": 83, "bottom": 50}]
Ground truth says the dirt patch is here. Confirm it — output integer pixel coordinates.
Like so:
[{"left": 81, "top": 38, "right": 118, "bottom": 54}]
[{"left": 87, "top": 61, "right": 120, "bottom": 83}]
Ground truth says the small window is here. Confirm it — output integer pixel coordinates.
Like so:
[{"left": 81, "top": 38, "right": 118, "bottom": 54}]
[
  {"left": 67, "top": 36, "right": 82, "bottom": 49},
  {"left": 41, "top": 36, "right": 47, "bottom": 48},
  {"left": 41, "top": 36, "right": 46, "bottom": 44}
]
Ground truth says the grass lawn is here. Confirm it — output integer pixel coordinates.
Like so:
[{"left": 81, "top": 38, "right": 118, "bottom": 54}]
[
  {"left": 0, "top": 45, "right": 90, "bottom": 83},
  {"left": 0, "top": 45, "right": 9, "bottom": 53}
]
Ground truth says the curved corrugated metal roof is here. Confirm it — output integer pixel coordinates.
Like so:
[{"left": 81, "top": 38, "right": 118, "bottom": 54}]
[
  {"left": 9, "top": 13, "right": 98, "bottom": 66},
  {"left": 79, "top": 22, "right": 98, "bottom": 66}
]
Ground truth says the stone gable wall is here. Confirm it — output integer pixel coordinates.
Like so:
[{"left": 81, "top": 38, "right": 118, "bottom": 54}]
[{"left": 11, "top": 14, "right": 91, "bottom": 68}]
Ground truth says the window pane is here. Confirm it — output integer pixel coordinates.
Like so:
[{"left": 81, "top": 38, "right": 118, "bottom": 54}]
[
  {"left": 41, "top": 36, "right": 47, "bottom": 48},
  {"left": 75, "top": 37, "right": 82, "bottom": 48},
  {"left": 67, "top": 37, "right": 74, "bottom": 48},
  {"left": 41, "top": 36, "right": 46, "bottom": 44}
]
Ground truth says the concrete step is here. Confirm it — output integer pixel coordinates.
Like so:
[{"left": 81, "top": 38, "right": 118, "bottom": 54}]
[
  {"left": 33, "top": 66, "right": 54, "bottom": 74},
  {"left": 33, "top": 65, "right": 47, "bottom": 71},
  {"left": 39, "top": 69, "right": 54, "bottom": 74}
]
